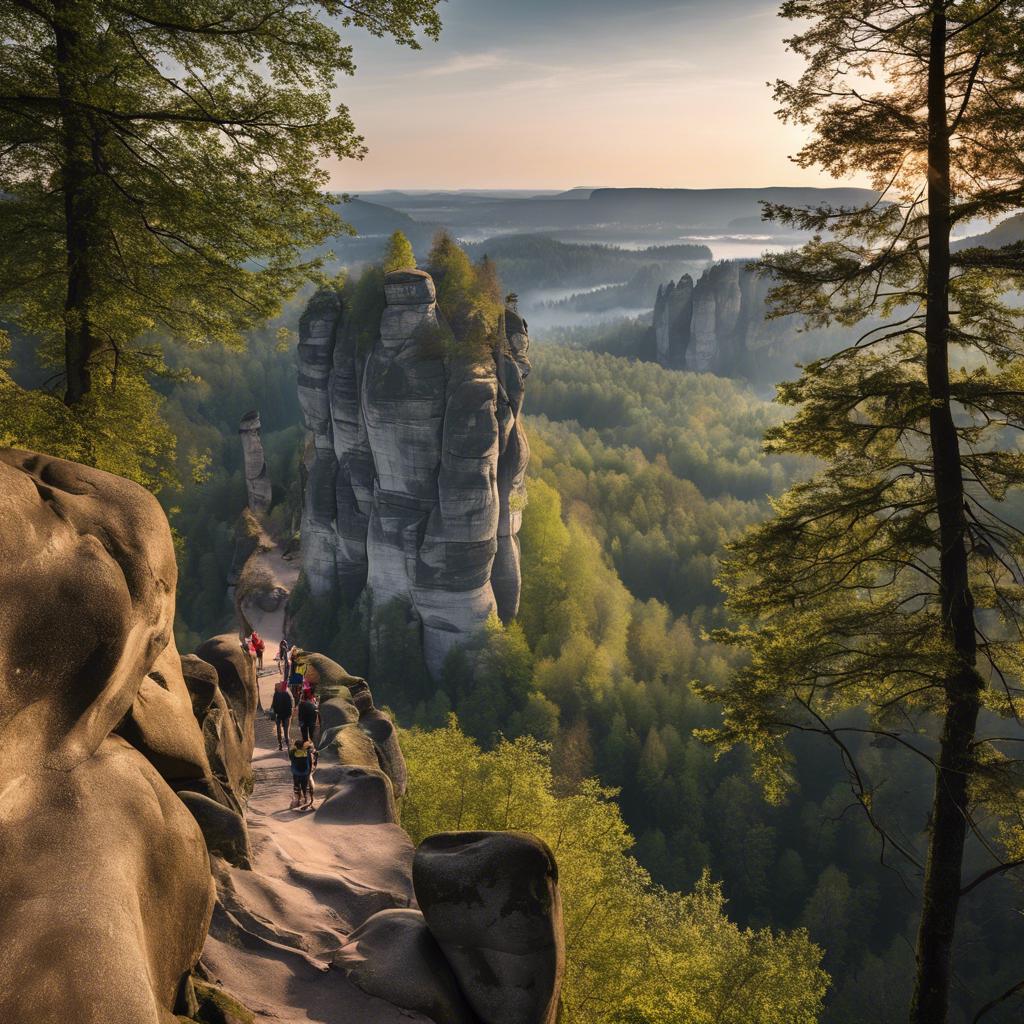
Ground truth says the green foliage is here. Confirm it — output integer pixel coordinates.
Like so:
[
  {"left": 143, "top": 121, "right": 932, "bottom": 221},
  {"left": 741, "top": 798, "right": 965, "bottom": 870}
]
[
  {"left": 699, "top": 3, "right": 1024, "bottom": 1021},
  {"left": 382, "top": 230, "right": 417, "bottom": 273},
  {"left": 401, "top": 716, "right": 829, "bottom": 1024},
  {"left": 425, "top": 230, "right": 505, "bottom": 356},
  {"left": 343, "top": 265, "right": 386, "bottom": 354},
  {"left": 527, "top": 344, "right": 796, "bottom": 500},
  {"left": 0, "top": 0, "right": 442, "bottom": 481},
  {"left": 1, "top": 331, "right": 178, "bottom": 490}
]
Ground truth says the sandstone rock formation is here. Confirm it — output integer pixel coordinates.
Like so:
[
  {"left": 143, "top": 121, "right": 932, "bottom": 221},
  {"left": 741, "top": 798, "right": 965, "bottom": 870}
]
[
  {"left": 0, "top": 449, "right": 563, "bottom": 1024},
  {"left": 337, "top": 908, "right": 479, "bottom": 1024},
  {"left": 239, "top": 409, "right": 272, "bottom": 514},
  {"left": 653, "top": 260, "right": 802, "bottom": 375},
  {"left": 0, "top": 449, "right": 217, "bottom": 1023},
  {"left": 297, "top": 270, "right": 530, "bottom": 676},
  {"left": 414, "top": 831, "right": 564, "bottom": 1024}
]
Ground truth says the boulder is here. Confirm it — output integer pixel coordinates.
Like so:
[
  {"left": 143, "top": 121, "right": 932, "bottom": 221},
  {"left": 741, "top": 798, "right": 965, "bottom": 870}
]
[
  {"left": 413, "top": 831, "right": 564, "bottom": 1024},
  {"left": 319, "top": 695, "right": 360, "bottom": 734},
  {"left": 116, "top": 639, "right": 215, "bottom": 787},
  {"left": 336, "top": 908, "right": 479, "bottom": 1024},
  {"left": 193, "top": 634, "right": 258, "bottom": 805},
  {"left": 0, "top": 450, "right": 215, "bottom": 1023},
  {"left": 358, "top": 705, "right": 407, "bottom": 799},
  {"left": 320, "top": 722, "right": 379, "bottom": 769},
  {"left": 180, "top": 790, "right": 253, "bottom": 869},
  {"left": 314, "top": 765, "right": 398, "bottom": 825}
]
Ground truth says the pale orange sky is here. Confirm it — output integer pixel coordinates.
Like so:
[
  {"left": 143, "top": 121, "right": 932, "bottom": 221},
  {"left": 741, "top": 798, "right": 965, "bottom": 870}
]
[{"left": 325, "top": 0, "right": 850, "bottom": 192}]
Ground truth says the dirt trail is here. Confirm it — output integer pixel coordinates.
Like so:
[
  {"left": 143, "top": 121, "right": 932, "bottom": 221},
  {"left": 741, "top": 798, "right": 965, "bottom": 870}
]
[{"left": 200, "top": 544, "right": 430, "bottom": 1023}]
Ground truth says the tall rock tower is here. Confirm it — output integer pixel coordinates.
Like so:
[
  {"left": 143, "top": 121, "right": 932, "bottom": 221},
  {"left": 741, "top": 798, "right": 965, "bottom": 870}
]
[
  {"left": 238, "top": 410, "right": 272, "bottom": 514},
  {"left": 296, "top": 269, "right": 530, "bottom": 676}
]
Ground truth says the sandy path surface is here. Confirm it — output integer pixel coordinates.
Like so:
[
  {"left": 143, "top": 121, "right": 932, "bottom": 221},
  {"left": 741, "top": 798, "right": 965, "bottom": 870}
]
[{"left": 201, "top": 547, "right": 430, "bottom": 1023}]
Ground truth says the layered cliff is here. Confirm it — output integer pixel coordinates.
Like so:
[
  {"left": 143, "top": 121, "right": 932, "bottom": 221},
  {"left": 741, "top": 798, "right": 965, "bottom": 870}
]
[
  {"left": 654, "top": 260, "right": 801, "bottom": 374},
  {"left": 297, "top": 269, "right": 530, "bottom": 677}
]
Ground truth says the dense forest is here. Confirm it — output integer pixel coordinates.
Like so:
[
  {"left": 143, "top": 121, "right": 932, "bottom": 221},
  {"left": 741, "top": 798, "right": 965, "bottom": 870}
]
[
  {"left": 4, "top": 0, "right": 1024, "bottom": 1017},
  {"left": 156, "top": 270, "right": 1020, "bottom": 1021}
]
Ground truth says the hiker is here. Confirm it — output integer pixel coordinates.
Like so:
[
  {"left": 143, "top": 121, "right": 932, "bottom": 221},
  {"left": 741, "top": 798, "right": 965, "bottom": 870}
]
[
  {"left": 288, "top": 736, "right": 317, "bottom": 810},
  {"left": 251, "top": 630, "right": 265, "bottom": 672},
  {"left": 297, "top": 689, "right": 319, "bottom": 745},
  {"left": 271, "top": 679, "right": 294, "bottom": 750},
  {"left": 277, "top": 638, "right": 289, "bottom": 676},
  {"left": 289, "top": 647, "right": 308, "bottom": 703}
]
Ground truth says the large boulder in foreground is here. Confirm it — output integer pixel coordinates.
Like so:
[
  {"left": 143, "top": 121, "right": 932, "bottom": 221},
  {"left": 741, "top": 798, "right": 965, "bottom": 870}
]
[
  {"left": 413, "top": 831, "right": 564, "bottom": 1024},
  {"left": 0, "top": 449, "right": 215, "bottom": 1023},
  {"left": 336, "top": 908, "right": 479, "bottom": 1024}
]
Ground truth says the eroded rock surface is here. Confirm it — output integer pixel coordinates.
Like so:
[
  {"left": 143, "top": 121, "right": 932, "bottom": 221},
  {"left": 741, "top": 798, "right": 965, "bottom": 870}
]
[
  {"left": 297, "top": 270, "right": 530, "bottom": 676},
  {"left": 0, "top": 449, "right": 216, "bottom": 1023},
  {"left": 336, "top": 908, "right": 479, "bottom": 1024},
  {"left": 414, "top": 831, "right": 565, "bottom": 1024},
  {"left": 654, "top": 259, "right": 803, "bottom": 374},
  {"left": 239, "top": 409, "right": 272, "bottom": 514}
]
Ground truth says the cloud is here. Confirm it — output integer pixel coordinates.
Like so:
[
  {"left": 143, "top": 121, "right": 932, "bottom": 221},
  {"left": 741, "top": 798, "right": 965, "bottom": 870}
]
[{"left": 421, "top": 51, "right": 512, "bottom": 76}]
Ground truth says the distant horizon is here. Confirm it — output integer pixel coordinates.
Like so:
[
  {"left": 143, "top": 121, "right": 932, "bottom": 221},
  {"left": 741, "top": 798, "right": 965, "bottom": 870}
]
[{"left": 343, "top": 183, "right": 871, "bottom": 195}]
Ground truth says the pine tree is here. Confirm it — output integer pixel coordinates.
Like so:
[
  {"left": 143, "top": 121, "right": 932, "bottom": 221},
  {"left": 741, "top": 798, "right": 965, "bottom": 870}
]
[
  {"left": 699, "top": 3, "right": 1024, "bottom": 1022},
  {"left": 0, "top": 0, "right": 441, "bottom": 478},
  {"left": 382, "top": 229, "right": 416, "bottom": 273}
]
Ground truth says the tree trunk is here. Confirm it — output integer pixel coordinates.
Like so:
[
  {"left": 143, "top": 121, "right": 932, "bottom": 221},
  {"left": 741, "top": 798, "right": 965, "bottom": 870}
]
[
  {"left": 53, "top": 0, "right": 101, "bottom": 406},
  {"left": 909, "top": 8, "right": 983, "bottom": 1024}
]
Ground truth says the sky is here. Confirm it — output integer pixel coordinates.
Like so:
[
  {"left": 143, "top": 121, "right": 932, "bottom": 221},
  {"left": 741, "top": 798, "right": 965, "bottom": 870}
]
[{"left": 327, "top": 0, "right": 846, "bottom": 192}]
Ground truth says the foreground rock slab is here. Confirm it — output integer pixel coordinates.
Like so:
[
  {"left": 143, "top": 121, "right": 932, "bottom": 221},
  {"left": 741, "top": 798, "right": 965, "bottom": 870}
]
[
  {"left": 0, "top": 449, "right": 216, "bottom": 1024},
  {"left": 413, "top": 831, "right": 564, "bottom": 1024}
]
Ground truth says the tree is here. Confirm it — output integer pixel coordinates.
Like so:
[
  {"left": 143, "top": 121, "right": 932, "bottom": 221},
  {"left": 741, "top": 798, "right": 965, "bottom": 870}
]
[
  {"left": 700, "top": 3, "right": 1024, "bottom": 1022},
  {"left": 400, "top": 716, "right": 828, "bottom": 1024},
  {"left": 0, "top": 0, "right": 441, "bottom": 479},
  {"left": 382, "top": 229, "right": 416, "bottom": 273},
  {"left": 426, "top": 229, "right": 503, "bottom": 354}
]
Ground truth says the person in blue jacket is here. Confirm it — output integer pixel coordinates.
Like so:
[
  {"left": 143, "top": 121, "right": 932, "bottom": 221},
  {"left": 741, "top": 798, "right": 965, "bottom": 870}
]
[{"left": 288, "top": 736, "right": 317, "bottom": 809}]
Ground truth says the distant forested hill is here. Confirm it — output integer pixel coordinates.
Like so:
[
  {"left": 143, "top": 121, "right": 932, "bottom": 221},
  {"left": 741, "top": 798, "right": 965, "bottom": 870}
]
[
  {"left": 465, "top": 234, "right": 710, "bottom": 291},
  {"left": 952, "top": 212, "right": 1024, "bottom": 250}
]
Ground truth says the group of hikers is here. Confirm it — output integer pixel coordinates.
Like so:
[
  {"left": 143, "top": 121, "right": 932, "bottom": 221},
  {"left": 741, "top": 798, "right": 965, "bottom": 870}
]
[{"left": 244, "top": 631, "right": 321, "bottom": 810}]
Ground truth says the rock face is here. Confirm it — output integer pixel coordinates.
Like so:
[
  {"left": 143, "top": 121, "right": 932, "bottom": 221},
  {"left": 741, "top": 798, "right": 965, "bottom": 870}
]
[
  {"left": 0, "top": 449, "right": 216, "bottom": 1023},
  {"left": 0, "top": 449, "right": 562, "bottom": 1023},
  {"left": 239, "top": 410, "right": 272, "bottom": 514},
  {"left": 414, "top": 831, "right": 564, "bottom": 1024},
  {"left": 297, "top": 270, "right": 531, "bottom": 676},
  {"left": 653, "top": 260, "right": 800, "bottom": 375}
]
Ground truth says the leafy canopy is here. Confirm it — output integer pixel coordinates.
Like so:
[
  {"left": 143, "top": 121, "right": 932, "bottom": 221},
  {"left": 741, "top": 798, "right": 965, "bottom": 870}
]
[
  {"left": 382, "top": 229, "right": 416, "bottom": 273},
  {"left": 699, "top": 3, "right": 1024, "bottom": 1020},
  {"left": 401, "top": 716, "right": 828, "bottom": 1024},
  {"left": 0, "top": 0, "right": 441, "bottom": 482}
]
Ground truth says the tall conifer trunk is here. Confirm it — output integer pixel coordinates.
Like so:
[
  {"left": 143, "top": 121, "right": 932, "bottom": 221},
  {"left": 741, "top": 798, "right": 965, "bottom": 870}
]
[
  {"left": 910, "top": 7, "right": 983, "bottom": 1022},
  {"left": 53, "top": 0, "right": 100, "bottom": 406}
]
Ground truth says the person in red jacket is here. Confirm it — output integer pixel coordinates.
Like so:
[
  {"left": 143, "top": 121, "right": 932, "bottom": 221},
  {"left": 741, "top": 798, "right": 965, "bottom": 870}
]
[{"left": 251, "top": 630, "right": 265, "bottom": 672}]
